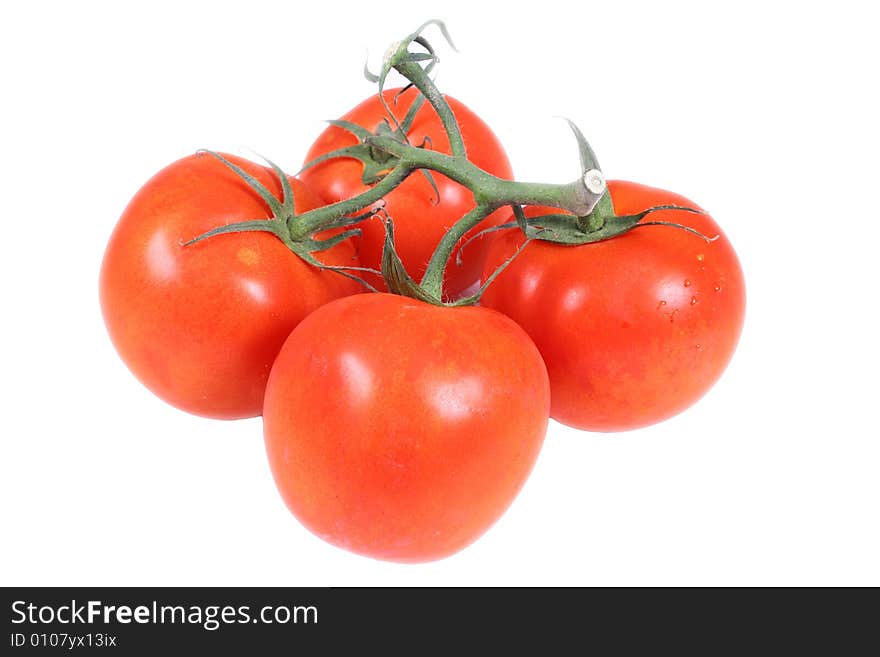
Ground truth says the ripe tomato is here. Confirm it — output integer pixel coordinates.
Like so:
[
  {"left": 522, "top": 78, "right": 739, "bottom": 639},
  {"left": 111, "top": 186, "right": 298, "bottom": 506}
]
[
  {"left": 480, "top": 181, "right": 746, "bottom": 432},
  {"left": 263, "top": 293, "right": 550, "bottom": 562},
  {"left": 100, "top": 152, "right": 361, "bottom": 420},
  {"left": 301, "top": 87, "right": 513, "bottom": 298}
]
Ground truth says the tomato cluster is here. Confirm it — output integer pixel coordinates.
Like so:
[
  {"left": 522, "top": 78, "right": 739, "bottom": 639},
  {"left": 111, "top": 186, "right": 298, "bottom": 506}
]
[{"left": 101, "top": 65, "right": 744, "bottom": 561}]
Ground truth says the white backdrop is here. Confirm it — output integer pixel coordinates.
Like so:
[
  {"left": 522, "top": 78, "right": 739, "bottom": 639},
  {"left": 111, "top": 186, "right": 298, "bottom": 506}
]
[{"left": 1, "top": 0, "right": 877, "bottom": 586}]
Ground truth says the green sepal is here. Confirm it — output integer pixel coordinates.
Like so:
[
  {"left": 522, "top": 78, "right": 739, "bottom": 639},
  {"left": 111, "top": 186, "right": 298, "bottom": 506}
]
[
  {"left": 200, "top": 150, "right": 284, "bottom": 217},
  {"left": 381, "top": 207, "right": 536, "bottom": 308},
  {"left": 398, "top": 92, "right": 426, "bottom": 134},
  {"left": 541, "top": 203, "right": 711, "bottom": 245},
  {"left": 298, "top": 145, "right": 368, "bottom": 174},
  {"left": 363, "top": 55, "right": 380, "bottom": 83},
  {"left": 380, "top": 220, "right": 444, "bottom": 304},
  {"left": 298, "top": 95, "right": 429, "bottom": 186},
  {"left": 418, "top": 169, "right": 440, "bottom": 204},
  {"left": 183, "top": 150, "right": 373, "bottom": 289},
  {"left": 290, "top": 242, "right": 381, "bottom": 293},
  {"left": 297, "top": 228, "right": 363, "bottom": 253},
  {"left": 587, "top": 191, "right": 615, "bottom": 225},
  {"left": 532, "top": 213, "right": 641, "bottom": 244},
  {"left": 255, "top": 153, "right": 298, "bottom": 230},
  {"left": 512, "top": 204, "right": 542, "bottom": 238},
  {"left": 454, "top": 202, "right": 711, "bottom": 253},
  {"left": 186, "top": 150, "right": 299, "bottom": 247},
  {"left": 634, "top": 216, "right": 718, "bottom": 242},
  {"left": 183, "top": 219, "right": 286, "bottom": 247},
  {"left": 319, "top": 206, "right": 382, "bottom": 231},
  {"left": 300, "top": 142, "right": 397, "bottom": 185},
  {"left": 452, "top": 236, "right": 536, "bottom": 306},
  {"left": 325, "top": 119, "right": 375, "bottom": 141}
]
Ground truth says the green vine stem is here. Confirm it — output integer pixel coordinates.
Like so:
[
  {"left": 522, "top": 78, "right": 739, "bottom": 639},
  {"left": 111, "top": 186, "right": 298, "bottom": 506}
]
[
  {"left": 420, "top": 204, "right": 491, "bottom": 299},
  {"left": 187, "top": 20, "right": 708, "bottom": 306},
  {"left": 286, "top": 19, "right": 604, "bottom": 250}
]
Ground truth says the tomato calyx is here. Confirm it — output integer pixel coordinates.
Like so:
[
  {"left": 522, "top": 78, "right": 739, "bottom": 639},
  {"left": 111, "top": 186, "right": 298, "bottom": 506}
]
[
  {"left": 381, "top": 214, "right": 534, "bottom": 307},
  {"left": 184, "top": 151, "right": 382, "bottom": 291},
  {"left": 299, "top": 93, "right": 439, "bottom": 202},
  {"left": 515, "top": 198, "right": 714, "bottom": 245},
  {"left": 522, "top": 120, "right": 715, "bottom": 246},
  {"left": 453, "top": 123, "right": 716, "bottom": 257},
  {"left": 458, "top": 194, "right": 716, "bottom": 255}
]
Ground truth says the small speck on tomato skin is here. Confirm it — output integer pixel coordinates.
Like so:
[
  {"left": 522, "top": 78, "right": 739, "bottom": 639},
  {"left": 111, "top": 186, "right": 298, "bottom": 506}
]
[
  {"left": 262, "top": 293, "right": 550, "bottom": 563},
  {"left": 480, "top": 180, "right": 746, "bottom": 432},
  {"left": 236, "top": 247, "right": 259, "bottom": 267}
]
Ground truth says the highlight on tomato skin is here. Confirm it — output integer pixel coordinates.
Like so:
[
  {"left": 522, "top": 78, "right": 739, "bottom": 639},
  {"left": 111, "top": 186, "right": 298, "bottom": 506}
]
[
  {"left": 301, "top": 87, "right": 514, "bottom": 299},
  {"left": 99, "top": 152, "right": 363, "bottom": 420},
  {"left": 480, "top": 180, "right": 746, "bottom": 433},
  {"left": 262, "top": 293, "right": 551, "bottom": 563}
]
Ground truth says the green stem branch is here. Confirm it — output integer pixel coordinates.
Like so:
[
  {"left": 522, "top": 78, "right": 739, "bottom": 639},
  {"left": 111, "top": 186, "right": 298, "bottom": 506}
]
[
  {"left": 366, "top": 134, "right": 600, "bottom": 216},
  {"left": 394, "top": 60, "right": 466, "bottom": 158},
  {"left": 290, "top": 165, "right": 412, "bottom": 239},
  {"left": 420, "top": 204, "right": 491, "bottom": 299}
]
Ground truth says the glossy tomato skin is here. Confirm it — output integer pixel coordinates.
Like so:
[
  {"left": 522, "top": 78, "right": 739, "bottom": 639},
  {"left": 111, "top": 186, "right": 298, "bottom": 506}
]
[
  {"left": 301, "top": 88, "right": 514, "bottom": 298},
  {"left": 480, "top": 180, "right": 746, "bottom": 432},
  {"left": 263, "top": 293, "right": 550, "bottom": 562},
  {"left": 100, "top": 152, "right": 361, "bottom": 420}
]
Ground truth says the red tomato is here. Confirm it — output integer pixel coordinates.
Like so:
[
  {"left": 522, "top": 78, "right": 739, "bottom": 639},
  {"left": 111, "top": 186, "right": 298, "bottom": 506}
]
[
  {"left": 480, "top": 181, "right": 746, "bottom": 432},
  {"left": 263, "top": 293, "right": 550, "bottom": 562},
  {"left": 301, "top": 87, "right": 513, "bottom": 298},
  {"left": 100, "top": 152, "right": 361, "bottom": 420}
]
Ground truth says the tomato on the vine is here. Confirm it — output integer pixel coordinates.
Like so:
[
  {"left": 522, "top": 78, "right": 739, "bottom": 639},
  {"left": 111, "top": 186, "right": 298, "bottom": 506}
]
[
  {"left": 100, "top": 152, "right": 362, "bottom": 420},
  {"left": 263, "top": 293, "right": 550, "bottom": 562},
  {"left": 301, "top": 87, "right": 513, "bottom": 298},
  {"left": 480, "top": 180, "right": 746, "bottom": 432}
]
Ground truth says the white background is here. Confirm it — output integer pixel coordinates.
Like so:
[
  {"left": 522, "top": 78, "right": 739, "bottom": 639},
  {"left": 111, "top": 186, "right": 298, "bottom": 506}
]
[{"left": 2, "top": 1, "right": 877, "bottom": 586}]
